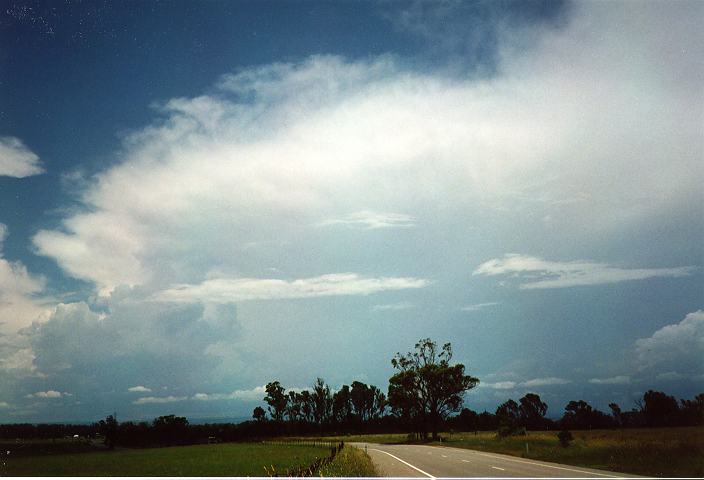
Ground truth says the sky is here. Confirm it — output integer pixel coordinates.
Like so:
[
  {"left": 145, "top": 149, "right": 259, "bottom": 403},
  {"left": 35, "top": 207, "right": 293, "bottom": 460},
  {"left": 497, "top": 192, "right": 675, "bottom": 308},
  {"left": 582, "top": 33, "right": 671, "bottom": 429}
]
[{"left": 0, "top": 0, "right": 702, "bottom": 423}]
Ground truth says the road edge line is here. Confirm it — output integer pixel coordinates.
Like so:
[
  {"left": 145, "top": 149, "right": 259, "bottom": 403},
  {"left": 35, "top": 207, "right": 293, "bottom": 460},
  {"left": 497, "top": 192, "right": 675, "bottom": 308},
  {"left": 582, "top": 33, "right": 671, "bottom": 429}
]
[{"left": 368, "top": 448, "right": 436, "bottom": 479}]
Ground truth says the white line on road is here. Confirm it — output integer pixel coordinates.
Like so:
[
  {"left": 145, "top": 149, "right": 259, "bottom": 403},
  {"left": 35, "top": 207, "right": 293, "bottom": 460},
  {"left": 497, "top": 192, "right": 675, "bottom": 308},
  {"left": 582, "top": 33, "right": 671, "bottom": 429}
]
[
  {"left": 441, "top": 455, "right": 448, "bottom": 458},
  {"left": 369, "top": 448, "right": 436, "bottom": 479},
  {"left": 473, "top": 451, "right": 625, "bottom": 478},
  {"left": 491, "top": 466, "right": 506, "bottom": 471},
  {"left": 461, "top": 460, "right": 471, "bottom": 463}
]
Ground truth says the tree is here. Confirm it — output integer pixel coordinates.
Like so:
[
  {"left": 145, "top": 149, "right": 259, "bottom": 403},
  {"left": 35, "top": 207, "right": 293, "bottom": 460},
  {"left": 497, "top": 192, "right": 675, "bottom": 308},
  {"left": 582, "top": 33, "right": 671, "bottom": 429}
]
[
  {"left": 332, "top": 385, "right": 353, "bottom": 423},
  {"left": 285, "top": 391, "right": 302, "bottom": 422},
  {"left": 311, "top": 378, "right": 332, "bottom": 424},
  {"left": 609, "top": 403, "right": 622, "bottom": 427},
  {"left": 642, "top": 390, "right": 679, "bottom": 427},
  {"left": 519, "top": 393, "right": 548, "bottom": 430},
  {"left": 388, "top": 338, "right": 479, "bottom": 440},
  {"left": 264, "top": 381, "right": 288, "bottom": 422},
  {"left": 351, "top": 381, "right": 374, "bottom": 421},
  {"left": 98, "top": 414, "right": 118, "bottom": 449},
  {"left": 496, "top": 399, "right": 522, "bottom": 436},
  {"left": 253, "top": 406, "right": 266, "bottom": 422},
  {"left": 680, "top": 393, "right": 704, "bottom": 426},
  {"left": 300, "top": 390, "right": 313, "bottom": 422}
]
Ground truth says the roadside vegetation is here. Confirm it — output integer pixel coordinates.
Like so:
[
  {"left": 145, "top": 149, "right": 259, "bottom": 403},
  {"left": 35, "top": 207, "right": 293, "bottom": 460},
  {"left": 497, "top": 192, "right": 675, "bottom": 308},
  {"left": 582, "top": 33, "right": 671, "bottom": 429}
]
[
  {"left": 1, "top": 442, "right": 331, "bottom": 477},
  {"left": 317, "top": 445, "right": 378, "bottom": 477}
]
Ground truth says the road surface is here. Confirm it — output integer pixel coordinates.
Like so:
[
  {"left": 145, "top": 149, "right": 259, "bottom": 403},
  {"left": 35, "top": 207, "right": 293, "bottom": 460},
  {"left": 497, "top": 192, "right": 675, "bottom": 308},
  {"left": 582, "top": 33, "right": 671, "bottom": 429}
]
[{"left": 352, "top": 442, "right": 639, "bottom": 478}]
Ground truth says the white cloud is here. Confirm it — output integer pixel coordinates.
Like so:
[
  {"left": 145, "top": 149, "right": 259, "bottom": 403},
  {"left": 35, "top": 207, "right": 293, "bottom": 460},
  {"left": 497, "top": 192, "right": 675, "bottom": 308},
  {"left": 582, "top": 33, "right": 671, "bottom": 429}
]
[
  {"left": 482, "top": 381, "right": 517, "bottom": 390},
  {"left": 635, "top": 310, "right": 704, "bottom": 372},
  {"left": 371, "top": 302, "right": 415, "bottom": 312},
  {"left": 483, "top": 377, "right": 571, "bottom": 389},
  {"left": 473, "top": 254, "right": 693, "bottom": 289},
  {"left": 0, "top": 402, "right": 10, "bottom": 408},
  {"left": 461, "top": 302, "right": 499, "bottom": 312},
  {"left": 0, "top": 224, "right": 51, "bottom": 335},
  {"left": 0, "top": 136, "right": 44, "bottom": 177},
  {"left": 31, "top": 3, "right": 703, "bottom": 294},
  {"left": 318, "top": 211, "right": 416, "bottom": 230},
  {"left": 133, "top": 395, "right": 188, "bottom": 405},
  {"left": 192, "top": 385, "right": 267, "bottom": 402},
  {"left": 588, "top": 375, "right": 631, "bottom": 385},
  {"left": 127, "top": 385, "right": 152, "bottom": 393},
  {"left": 29, "top": 390, "right": 63, "bottom": 398},
  {"left": 522, "top": 377, "right": 571, "bottom": 387},
  {"left": 153, "top": 274, "right": 429, "bottom": 303}
]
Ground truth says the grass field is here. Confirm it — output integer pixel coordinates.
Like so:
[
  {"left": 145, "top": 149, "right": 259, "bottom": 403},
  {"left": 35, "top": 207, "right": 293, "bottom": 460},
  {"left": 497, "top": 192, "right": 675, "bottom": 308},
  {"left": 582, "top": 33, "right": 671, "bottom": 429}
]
[
  {"left": 1, "top": 441, "right": 332, "bottom": 476},
  {"left": 282, "top": 426, "right": 704, "bottom": 477}
]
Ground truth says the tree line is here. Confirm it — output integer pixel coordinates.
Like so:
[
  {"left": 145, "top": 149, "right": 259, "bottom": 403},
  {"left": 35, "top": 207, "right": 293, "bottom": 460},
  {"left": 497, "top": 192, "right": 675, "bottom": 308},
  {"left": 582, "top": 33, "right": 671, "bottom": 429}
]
[{"left": 1, "top": 338, "right": 701, "bottom": 447}]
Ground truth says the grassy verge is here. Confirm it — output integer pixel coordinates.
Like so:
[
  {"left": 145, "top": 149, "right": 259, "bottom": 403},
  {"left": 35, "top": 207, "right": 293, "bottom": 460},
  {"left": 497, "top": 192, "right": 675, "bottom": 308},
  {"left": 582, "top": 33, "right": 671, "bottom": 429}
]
[
  {"left": 318, "top": 445, "right": 378, "bottom": 477},
  {"left": 436, "top": 427, "right": 704, "bottom": 477},
  {"left": 1, "top": 441, "right": 330, "bottom": 476}
]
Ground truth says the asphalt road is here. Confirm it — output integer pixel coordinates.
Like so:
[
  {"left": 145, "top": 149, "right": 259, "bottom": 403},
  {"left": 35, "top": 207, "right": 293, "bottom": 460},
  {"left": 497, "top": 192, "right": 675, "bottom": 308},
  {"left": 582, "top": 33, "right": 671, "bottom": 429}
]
[{"left": 352, "top": 442, "right": 639, "bottom": 478}]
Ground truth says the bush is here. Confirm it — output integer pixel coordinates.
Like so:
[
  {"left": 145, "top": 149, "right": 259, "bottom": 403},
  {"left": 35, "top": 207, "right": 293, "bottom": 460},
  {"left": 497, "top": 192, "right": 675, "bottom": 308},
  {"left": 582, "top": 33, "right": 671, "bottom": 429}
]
[{"left": 557, "top": 429, "right": 573, "bottom": 447}]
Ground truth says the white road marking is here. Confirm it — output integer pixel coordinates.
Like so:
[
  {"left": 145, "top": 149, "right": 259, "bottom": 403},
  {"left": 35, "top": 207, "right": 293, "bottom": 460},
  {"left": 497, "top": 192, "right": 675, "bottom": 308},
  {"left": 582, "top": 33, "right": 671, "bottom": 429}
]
[
  {"left": 369, "top": 448, "right": 436, "bottom": 479},
  {"left": 461, "top": 460, "right": 471, "bottom": 463},
  {"left": 441, "top": 455, "right": 448, "bottom": 458},
  {"left": 473, "top": 451, "right": 625, "bottom": 478},
  {"left": 491, "top": 466, "right": 506, "bottom": 471}
]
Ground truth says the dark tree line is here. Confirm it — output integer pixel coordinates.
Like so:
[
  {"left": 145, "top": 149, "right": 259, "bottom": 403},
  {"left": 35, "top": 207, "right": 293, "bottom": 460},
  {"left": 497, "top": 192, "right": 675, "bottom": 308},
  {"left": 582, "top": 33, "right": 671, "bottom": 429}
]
[{"left": 1, "top": 337, "right": 701, "bottom": 447}]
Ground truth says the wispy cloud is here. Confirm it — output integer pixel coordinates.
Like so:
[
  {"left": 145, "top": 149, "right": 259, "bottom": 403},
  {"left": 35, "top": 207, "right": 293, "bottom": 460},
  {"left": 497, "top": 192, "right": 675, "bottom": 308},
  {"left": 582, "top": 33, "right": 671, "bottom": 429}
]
[
  {"left": 0, "top": 136, "right": 44, "bottom": 177},
  {"left": 318, "top": 211, "right": 416, "bottom": 230},
  {"left": 127, "top": 385, "right": 152, "bottom": 393},
  {"left": 154, "top": 273, "right": 429, "bottom": 303},
  {"left": 482, "top": 377, "right": 570, "bottom": 389},
  {"left": 461, "top": 302, "right": 499, "bottom": 312},
  {"left": 133, "top": 395, "right": 188, "bottom": 405},
  {"left": 588, "top": 375, "right": 630, "bottom": 385},
  {"left": 371, "top": 302, "right": 415, "bottom": 312},
  {"left": 473, "top": 254, "right": 694, "bottom": 289}
]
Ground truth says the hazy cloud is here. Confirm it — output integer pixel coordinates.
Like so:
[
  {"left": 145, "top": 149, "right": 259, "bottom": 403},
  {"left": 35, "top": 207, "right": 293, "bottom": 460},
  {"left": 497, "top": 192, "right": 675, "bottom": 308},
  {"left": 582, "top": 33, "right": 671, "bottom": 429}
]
[
  {"left": 0, "top": 136, "right": 44, "bottom": 177},
  {"left": 473, "top": 254, "right": 693, "bottom": 289},
  {"left": 154, "top": 274, "right": 429, "bottom": 303},
  {"left": 133, "top": 395, "right": 187, "bottom": 405},
  {"left": 371, "top": 302, "right": 415, "bottom": 312},
  {"left": 461, "top": 302, "right": 499, "bottom": 312},
  {"left": 588, "top": 376, "right": 631, "bottom": 385},
  {"left": 29, "top": 390, "right": 63, "bottom": 398},
  {"left": 318, "top": 211, "right": 416, "bottom": 230}
]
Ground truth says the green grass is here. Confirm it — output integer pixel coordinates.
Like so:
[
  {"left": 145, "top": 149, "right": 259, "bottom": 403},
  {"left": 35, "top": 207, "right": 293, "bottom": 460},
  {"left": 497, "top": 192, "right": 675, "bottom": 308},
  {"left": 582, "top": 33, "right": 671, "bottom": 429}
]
[
  {"left": 434, "top": 427, "right": 704, "bottom": 477},
  {"left": 318, "top": 445, "right": 378, "bottom": 477},
  {"left": 1, "top": 442, "right": 331, "bottom": 477}
]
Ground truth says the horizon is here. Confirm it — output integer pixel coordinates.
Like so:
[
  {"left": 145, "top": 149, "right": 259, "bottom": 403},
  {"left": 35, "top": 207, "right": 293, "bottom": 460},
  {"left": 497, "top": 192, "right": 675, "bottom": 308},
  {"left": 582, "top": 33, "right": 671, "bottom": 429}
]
[{"left": 1, "top": 0, "right": 702, "bottom": 424}]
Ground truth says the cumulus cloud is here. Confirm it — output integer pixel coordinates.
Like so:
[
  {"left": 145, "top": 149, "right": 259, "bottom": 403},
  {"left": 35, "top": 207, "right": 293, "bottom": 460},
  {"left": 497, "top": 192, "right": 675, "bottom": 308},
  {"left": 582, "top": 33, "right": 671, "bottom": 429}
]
[
  {"left": 461, "top": 302, "right": 499, "bottom": 312},
  {"left": 473, "top": 254, "right": 693, "bottom": 289},
  {"left": 635, "top": 310, "right": 704, "bottom": 373},
  {"left": 192, "top": 385, "right": 268, "bottom": 402},
  {"left": 318, "top": 211, "right": 416, "bottom": 230},
  {"left": 0, "top": 224, "right": 50, "bottom": 335},
  {"left": 0, "top": 136, "right": 44, "bottom": 177},
  {"left": 128, "top": 385, "right": 152, "bottom": 393},
  {"left": 31, "top": 2, "right": 703, "bottom": 295},
  {"left": 588, "top": 376, "right": 631, "bottom": 385},
  {"left": 153, "top": 274, "right": 429, "bottom": 303},
  {"left": 29, "top": 390, "right": 63, "bottom": 398}
]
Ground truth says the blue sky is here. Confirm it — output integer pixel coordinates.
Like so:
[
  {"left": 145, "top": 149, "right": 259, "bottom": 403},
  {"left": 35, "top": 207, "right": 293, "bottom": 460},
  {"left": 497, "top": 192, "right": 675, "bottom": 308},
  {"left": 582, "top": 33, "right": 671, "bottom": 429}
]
[{"left": 0, "top": 0, "right": 702, "bottom": 423}]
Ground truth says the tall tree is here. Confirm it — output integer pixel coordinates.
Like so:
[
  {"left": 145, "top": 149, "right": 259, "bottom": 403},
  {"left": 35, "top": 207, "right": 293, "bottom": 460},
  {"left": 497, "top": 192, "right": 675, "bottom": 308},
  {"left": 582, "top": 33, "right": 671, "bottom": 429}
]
[
  {"left": 519, "top": 393, "right": 548, "bottom": 430},
  {"left": 642, "top": 390, "right": 680, "bottom": 427},
  {"left": 388, "top": 338, "right": 479, "bottom": 440},
  {"left": 332, "top": 385, "right": 353, "bottom": 423},
  {"left": 311, "top": 378, "right": 332, "bottom": 424},
  {"left": 264, "top": 381, "right": 288, "bottom": 422},
  {"left": 252, "top": 406, "right": 267, "bottom": 422}
]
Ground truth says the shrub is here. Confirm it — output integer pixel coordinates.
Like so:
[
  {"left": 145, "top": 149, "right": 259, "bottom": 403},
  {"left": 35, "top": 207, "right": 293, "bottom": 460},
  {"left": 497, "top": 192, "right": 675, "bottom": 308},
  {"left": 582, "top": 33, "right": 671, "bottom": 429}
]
[{"left": 557, "top": 429, "right": 573, "bottom": 447}]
